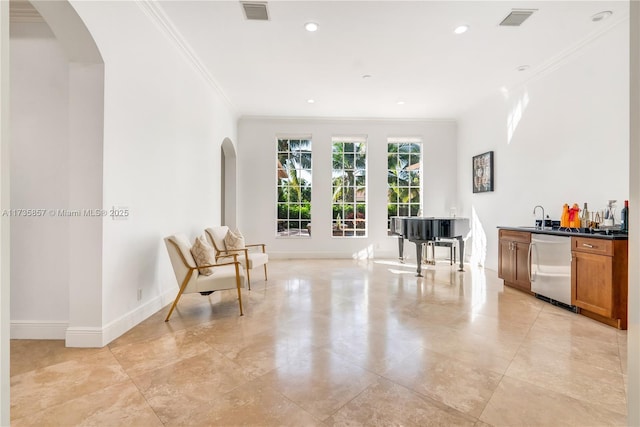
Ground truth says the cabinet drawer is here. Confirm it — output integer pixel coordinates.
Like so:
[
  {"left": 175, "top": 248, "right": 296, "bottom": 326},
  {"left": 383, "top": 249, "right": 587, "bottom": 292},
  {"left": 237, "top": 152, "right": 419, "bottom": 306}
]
[
  {"left": 572, "top": 237, "right": 613, "bottom": 256},
  {"left": 499, "top": 229, "right": 531, "bottom": 243}
]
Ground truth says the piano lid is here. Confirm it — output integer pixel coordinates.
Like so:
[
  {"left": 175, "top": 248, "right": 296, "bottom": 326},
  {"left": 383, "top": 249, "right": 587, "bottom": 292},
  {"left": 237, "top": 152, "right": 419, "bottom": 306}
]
[{"left": 405, "top": 217, "right": 469, "bottom": 241}]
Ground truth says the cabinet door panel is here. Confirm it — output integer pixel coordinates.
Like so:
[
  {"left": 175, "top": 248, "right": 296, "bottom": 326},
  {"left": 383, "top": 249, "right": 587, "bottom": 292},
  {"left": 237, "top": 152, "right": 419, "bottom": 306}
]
[
  {"left": 572, "top": 251, "right": 613, "bottom": 317},
  {"left": 498, "top": 231, "right": 531, "bottom": 292},
  {"left": 498, "top": 240, "right": 513, "bottom": 280}
]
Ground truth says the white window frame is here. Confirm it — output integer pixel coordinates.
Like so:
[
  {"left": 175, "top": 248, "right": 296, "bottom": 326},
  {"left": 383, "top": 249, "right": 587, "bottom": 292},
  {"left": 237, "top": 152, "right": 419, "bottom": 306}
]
[
  {"left": 387, "top": 137, "right": 423, "bottom": 232},
  {"left": 276, "top": 135, "right": 312, "bottom": 238},
  {"left": 331, "top": 136, "right": 368, "bottom": 238}
]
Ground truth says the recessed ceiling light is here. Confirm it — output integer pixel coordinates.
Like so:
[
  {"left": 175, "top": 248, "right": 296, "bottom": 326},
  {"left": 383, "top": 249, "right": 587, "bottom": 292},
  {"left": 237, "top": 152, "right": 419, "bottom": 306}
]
[
  {"left": 397, "top": 101, "right": 405, "bottom": 105},
  {"left": 362, "top": 74, "right": 372, "bottom": 79},
  {"left": 454, "top": 25, "right": 469, "bottom": 34},
  {"left": 517, "top": 65, "right": 530, "bottom": 71},
  {"left": 591, "top": 11, "right": 612, "bottom": 22},
  {"left": 304, "top": 22, "right": 319, "bottom": 32},
  {"left": 307, "top": 99, "right": 315, "bottom": 104}
]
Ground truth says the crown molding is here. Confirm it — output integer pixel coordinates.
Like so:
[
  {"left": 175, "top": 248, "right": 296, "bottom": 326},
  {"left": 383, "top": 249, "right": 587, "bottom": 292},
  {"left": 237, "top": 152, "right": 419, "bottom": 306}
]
[
  {"left": 460, "top": 13, "right": 629, "bottom": 118},
  {"left": 239, "top": 115, "right": 457, "bottom": 123},
  {"left": 506, "top": 13, "right": 629, "bottom": 96},
  {"left": 136, "top": 0, "right": 236, "bottom": 115}
]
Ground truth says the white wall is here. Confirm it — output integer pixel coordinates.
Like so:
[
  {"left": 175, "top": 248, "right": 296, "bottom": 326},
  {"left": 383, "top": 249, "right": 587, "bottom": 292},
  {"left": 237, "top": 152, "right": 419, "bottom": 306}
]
[
  {"left": 65, "top": 60, "right": 105, "bottom": 346},
  {"left": 8, "top": 1, "right": 237, "bottom": 347},
  {"left": 10, "top": 4, "right": 106, "bottom": 346},
  {"left": 70, "top": 1, "right": 237, "bottom": 344},
  {"left": 238, "top": 118, "right": 457, "bottom": 259},
  {"left": 10, "top": 22, "right": 71, "bottom": 335},
  {"left": 28, "top": 0, "right": 106, "bottom": 347},
  {"left": 457, "top": 21, "right": 629, "bottom": 271},
  {"left": 0, "top": 1, "right": 10, "bottom": 423}
]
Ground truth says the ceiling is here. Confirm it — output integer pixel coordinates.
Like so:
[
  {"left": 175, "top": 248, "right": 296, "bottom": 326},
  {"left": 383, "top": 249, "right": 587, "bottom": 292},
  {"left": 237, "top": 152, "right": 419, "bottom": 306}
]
[
  {"left": 28, "top": 0, "right": 631, "bottom": 120},
  {"left": 155, "top": 1, "right": 628, "bottom": 119}
]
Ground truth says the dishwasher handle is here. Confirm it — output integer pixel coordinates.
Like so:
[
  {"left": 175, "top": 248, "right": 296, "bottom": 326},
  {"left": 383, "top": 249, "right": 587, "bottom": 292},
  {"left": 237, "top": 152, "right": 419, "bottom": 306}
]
[{"left": 528, "top": 242, "right": 535, "bottom": 282}]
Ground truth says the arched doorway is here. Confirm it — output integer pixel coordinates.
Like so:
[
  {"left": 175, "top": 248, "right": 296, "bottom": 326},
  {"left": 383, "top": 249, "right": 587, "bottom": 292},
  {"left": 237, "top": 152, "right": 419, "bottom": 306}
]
[
  {"left": 221, "top": 138, "right": 237, "bottom": 229},
  {"left": 8, "top": 0, "right": 104, "bottom": 347}
]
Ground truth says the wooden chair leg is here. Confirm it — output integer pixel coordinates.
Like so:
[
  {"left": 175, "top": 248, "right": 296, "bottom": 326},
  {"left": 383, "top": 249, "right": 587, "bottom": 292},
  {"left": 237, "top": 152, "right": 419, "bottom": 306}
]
[
  {"left": 246, "top": 267, "right": 251, "bottom": 290},
  {"left": 235, "top": 262, "right": 244, "bottom": 316},
  {"left": 165, "top": 270, "right": 193, "bottom": 321},
  {"left": 263, "top": 263, "right": 268, "bottom": 281},
  {"left": 165, "top": 294, "right": 182, "bottom": 322}
]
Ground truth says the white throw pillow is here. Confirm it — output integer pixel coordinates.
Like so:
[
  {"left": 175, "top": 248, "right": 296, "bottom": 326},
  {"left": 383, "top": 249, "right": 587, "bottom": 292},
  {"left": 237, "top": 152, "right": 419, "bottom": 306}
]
[
  {"left": 225, "top": 228, "right": 246, "bottom": 251},
  {"left": 190, "top": 235, "right": 217, "bottom": 276}
]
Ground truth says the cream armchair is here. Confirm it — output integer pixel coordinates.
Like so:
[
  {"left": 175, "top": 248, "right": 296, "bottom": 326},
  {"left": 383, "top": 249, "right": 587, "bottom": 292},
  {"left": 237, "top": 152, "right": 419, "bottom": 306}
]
[
  {"left": 205, "top": 226, "right": 268, "bottom": 290},
  {"left": 164, "top": 234, "right": 245, "bottom": 321}
]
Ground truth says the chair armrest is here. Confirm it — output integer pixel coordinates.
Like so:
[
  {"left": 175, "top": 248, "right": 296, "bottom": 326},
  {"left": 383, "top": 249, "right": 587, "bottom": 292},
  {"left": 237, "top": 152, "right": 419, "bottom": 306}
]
[
  {"left": 216, "top": 250, "right": 249, "bottom": 268},
  {"left": 182, "top": 254, "right": 241, "bottom": 291},
  {"left": 217, "top": 249, "right": 249, "bottom": 261},
  {"left": 213, "top": 253, "right": 240, "bottom": 266},
  {"left": 220, "top": 248, "right": 247, "bottom": 254},
  {"left": 192, "top": 261, "right": 237, "bottom": 269},
  {"left": 244, "top": 243, "right": 266, "bottom": 253},
  {"left": 177, "top": 253, "right": 239, "bottom": 291}
]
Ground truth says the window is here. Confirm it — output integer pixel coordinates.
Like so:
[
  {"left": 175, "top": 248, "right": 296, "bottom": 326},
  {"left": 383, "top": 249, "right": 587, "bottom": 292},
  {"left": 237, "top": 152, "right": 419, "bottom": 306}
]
[
  {"left": 276, "top": 137, "right": 312, "bottom": 237},
  {"left": 387, "top": 138, "right": 422, "bottom": 231},
  {"left": 332, "top": 136, "right": 367, "bottom": 237}
]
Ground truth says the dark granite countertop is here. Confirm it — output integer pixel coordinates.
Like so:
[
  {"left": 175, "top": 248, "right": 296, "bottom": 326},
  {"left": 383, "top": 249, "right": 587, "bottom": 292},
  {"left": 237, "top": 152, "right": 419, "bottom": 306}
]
[{"left": 498, "top": 226, "right": 628, "bottom": 240}]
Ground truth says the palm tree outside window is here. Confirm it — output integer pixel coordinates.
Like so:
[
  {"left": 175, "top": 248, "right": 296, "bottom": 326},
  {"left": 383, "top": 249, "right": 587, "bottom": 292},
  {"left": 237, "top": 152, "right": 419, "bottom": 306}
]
[
  {"left": 387, "top": 138, "right": 422, "bottom": 233},
  {"left": 276, "top": 137, "right": 312, "bottom": 237},
  {"left": 332, "top": 137, "right": 367, "bottom": 237}
]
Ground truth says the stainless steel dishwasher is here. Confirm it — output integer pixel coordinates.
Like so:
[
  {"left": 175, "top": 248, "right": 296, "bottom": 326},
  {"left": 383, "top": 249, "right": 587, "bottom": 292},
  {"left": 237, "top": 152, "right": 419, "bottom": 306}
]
[{"left": 529, "top": 233, "right": 574, "bottom": 308}]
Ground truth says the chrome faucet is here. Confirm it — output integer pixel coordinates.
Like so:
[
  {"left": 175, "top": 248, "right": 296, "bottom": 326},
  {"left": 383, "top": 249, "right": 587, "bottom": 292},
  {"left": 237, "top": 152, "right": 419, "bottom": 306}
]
[{"left": 533, "top": 205, "right": 545, "bottom": 229}]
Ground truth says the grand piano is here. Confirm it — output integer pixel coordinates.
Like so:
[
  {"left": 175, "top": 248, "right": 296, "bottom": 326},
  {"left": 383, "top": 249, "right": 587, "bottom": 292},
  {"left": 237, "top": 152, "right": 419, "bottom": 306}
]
[{"left": 390, "top": 216, "right": 470, "bottom": 276}]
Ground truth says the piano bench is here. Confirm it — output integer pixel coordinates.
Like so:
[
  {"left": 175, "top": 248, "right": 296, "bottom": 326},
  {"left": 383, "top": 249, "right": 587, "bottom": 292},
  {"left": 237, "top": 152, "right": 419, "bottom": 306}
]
[{"left": 426, "top": 239, "right": 458, "bottom": 265}]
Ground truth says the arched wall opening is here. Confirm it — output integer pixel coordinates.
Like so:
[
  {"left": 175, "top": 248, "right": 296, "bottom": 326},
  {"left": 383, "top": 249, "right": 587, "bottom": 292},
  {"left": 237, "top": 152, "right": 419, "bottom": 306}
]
[
  {"left": 221, "top": 137, "right": 237, "bottom": 229},
  {"left": 9, "top": 0, "right": 104, "bottom": 346}
]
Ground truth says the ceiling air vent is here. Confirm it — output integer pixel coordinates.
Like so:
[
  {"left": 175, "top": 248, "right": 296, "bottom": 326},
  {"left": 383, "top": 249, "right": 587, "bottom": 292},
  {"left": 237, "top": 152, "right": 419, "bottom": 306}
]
[
  {"left": 499, "top": 9, "right": 537, "bottom": 27},
  {"left": 241, "top": 2, "right": 269, "bottom": 21},
  {"left": 9, "top": 0, "right": 44, "bottom": 23}
]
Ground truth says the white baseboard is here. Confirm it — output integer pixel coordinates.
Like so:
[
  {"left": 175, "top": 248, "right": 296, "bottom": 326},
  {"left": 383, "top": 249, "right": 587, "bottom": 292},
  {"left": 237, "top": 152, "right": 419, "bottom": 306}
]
[
  {"left": 268, "top": 249, "right": 459, "bottom": 260},
  {"left": 65, "top": 326, "right": 103, "bottom": 348},
  {"left": 10, "top": 321, "right": 68, "bottom": 340},
  {"left": 269, "top": 250, "right": 399, "bottom": 259},
  {"left": 11, "top": 289, "right": 175, "bottom": 348},
  {"left": 99, "top": 288, "right": 175, "bottom": 347}
]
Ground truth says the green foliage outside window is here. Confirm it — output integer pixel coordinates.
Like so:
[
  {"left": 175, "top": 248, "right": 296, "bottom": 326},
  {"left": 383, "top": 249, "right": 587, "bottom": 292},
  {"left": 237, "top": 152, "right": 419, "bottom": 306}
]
[
  {"left": 387, "top": 141, "right": 422, "bottom": 231},
  {"left": 332, "top": 140, "right": 367, "bottom": 237},
  {"left": 277, "top": 138, "right": 312, "bottom": 237}
]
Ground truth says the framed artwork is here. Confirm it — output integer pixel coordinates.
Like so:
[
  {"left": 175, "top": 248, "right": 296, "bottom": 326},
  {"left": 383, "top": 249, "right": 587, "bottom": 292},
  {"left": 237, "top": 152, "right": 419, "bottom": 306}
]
[{"left": 472, "top": 151, "right": 494, "bottom": 193}]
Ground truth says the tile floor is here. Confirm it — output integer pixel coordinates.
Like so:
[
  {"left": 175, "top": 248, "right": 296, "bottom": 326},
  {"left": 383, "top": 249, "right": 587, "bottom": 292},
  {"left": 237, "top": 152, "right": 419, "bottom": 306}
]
[{"left": 10, "top": 259, "right": 628, "bottom": 426}]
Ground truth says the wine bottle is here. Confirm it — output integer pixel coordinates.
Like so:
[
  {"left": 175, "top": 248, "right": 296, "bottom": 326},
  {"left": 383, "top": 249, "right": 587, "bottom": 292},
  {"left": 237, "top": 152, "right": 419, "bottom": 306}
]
[
  {"left": 581, "top": 203, "right": 590, "bottom": 229},
  {"left": 621, "top": 200, "right": 629, "bottom": 232}
]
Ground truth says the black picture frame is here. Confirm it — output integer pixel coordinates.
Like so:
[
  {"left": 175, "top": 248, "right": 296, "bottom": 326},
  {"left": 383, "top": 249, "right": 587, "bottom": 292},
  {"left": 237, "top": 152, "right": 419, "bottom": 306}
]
[{"left": 472, "top": 151, "right": 494, "bottom": 193}]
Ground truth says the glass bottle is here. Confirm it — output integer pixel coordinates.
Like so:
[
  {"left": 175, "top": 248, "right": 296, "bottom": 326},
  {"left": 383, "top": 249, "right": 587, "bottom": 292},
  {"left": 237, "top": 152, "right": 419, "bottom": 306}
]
[
  {"left": 561, "top": 204, "right": 570, "bottom": 228},
  {"left": 581, "top": 202, "right": 590, "bottom": 229},
  {"left": 621, "top": 200, "right": 629, "bottom": 232}
]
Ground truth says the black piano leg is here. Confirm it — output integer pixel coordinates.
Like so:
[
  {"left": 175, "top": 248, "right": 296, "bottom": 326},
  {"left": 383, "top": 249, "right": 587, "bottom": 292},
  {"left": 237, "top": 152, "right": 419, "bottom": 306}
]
[
  {"left": 415, "top": 242, "right": 423, "bottom": 277},
  {"left": 457, "top": 237, "right": 465, "bottom": 272},
  {"left": 398, "top": 236, "right": 404, "bottom": 261}
]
